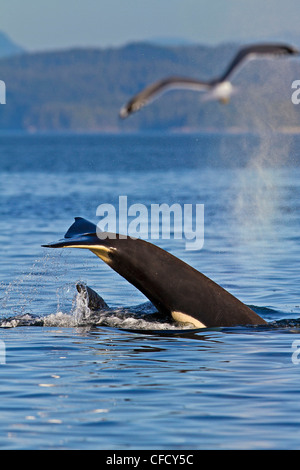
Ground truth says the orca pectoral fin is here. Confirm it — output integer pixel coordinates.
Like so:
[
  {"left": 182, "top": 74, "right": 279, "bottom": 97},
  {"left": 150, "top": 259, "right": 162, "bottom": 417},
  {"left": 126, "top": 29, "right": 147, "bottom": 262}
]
[
  {"left": 43, "top": 217, "right": 267, "bottom": 328},
  {"left": 42, "top": 217, "right": 100, "bottom": 248},
  {"left": 64, "top": 217, "right": 98, "bottom": 239}
]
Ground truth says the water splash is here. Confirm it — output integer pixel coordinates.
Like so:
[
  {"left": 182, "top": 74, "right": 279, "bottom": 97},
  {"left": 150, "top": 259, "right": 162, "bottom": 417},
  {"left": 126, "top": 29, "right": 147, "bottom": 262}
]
[
  {"left": 0, "top": 280, "right": 193, "bottom": 330},
  {"left": 1, "top": 281, "right": 300, "bottom": 331}
]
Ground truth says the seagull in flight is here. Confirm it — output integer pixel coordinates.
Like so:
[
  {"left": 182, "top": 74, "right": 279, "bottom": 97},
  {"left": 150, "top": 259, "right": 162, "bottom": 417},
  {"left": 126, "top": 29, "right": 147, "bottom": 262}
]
[{"left": 119, "top": 43, "right": 298, "bottom": 118}]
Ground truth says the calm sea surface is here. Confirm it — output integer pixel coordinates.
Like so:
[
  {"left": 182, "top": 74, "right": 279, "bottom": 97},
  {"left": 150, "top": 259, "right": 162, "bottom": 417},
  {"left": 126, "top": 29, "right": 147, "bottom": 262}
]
[{"left": 1, "top": 132, "right": 300, "bottom": 450}]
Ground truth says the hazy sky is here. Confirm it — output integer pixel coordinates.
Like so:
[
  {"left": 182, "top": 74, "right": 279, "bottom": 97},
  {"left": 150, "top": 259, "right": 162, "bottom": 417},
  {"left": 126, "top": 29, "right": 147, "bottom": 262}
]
[{"left": 1, "top": 0, "right": 300, "bottom": 51}]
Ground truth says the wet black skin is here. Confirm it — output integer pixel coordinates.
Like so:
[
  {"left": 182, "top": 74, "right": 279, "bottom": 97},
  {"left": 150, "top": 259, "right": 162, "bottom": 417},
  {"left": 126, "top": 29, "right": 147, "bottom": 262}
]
[{"left": 43, "top": 218, "right": 267, "bottom": 328}]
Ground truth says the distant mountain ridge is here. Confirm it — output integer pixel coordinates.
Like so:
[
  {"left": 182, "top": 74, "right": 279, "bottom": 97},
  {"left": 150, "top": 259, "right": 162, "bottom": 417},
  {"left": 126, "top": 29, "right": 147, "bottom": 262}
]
[
  {"left": 0, "top": 31, "right": 24, "bottom": 58},
  {"left": 0, "top": 40, "right": 299, "bottom": 131}
]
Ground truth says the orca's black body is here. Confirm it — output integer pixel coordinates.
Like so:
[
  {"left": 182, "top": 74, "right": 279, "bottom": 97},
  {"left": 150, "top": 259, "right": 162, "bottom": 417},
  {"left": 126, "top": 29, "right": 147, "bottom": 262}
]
[{"left": 43, "top": 218, "right": 266, "bottom": 328}]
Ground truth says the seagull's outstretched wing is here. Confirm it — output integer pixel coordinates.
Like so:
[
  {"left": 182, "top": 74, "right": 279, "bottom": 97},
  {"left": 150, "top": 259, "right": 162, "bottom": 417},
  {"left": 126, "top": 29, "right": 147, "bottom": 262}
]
[
  {"left": 219, "top": 43, "right": 299, "bottom": 82},
  {"left": 119, "top": 76, "right": 210, "bottom": 118},
  {"left": 119, "top": 43, "right": 298, "bottom": 119}
]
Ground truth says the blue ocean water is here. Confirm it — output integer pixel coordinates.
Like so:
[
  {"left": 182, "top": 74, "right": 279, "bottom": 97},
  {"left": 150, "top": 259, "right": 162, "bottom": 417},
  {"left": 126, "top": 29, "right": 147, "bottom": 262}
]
[{"left": 1, "top": 132, "right": 300, "bottom": 450}]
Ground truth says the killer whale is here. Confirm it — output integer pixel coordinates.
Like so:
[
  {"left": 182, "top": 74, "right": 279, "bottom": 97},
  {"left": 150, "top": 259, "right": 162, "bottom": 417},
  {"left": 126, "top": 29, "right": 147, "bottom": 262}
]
[{"left": 42, "top": 217, "right": 267, "bottom": 328}]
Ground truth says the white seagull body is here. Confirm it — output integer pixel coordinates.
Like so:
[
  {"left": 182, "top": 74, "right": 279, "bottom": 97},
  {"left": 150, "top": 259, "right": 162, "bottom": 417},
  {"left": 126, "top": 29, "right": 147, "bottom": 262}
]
[{"left": 119, "top": 43, "right": 298, "bottom": 118}]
